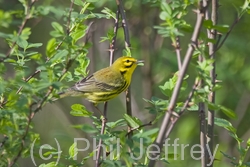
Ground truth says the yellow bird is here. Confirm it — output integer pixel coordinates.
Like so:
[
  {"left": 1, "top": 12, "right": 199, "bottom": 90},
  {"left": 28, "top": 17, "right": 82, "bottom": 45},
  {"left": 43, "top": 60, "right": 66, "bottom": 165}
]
[{"left": 58, "top": 56, "right": 143, "bottom": 104}]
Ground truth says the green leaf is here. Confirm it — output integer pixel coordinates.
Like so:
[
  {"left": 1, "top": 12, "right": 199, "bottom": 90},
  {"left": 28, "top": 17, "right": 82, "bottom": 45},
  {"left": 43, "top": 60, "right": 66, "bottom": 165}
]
[
  {"left": 72, "top": 124, "right": 98, "bottom": 133},
  {"left": 46, "top": 38, "right": 57, "bottom": 57},
  {"left": 214, "top": 117, "right": 233, "bottom": 129},
  {"left": 161, "top": 1, "right": 172, "bottom": 16},
  {"left": 70, "top": 104, "right": 92, "bottom": 117},
  {"left": 106, "top": 119, "right": 127, "bottom": 129},
  {"left": 203, "top": 19, "right": 213, "bottom": 29},
  {"left": 138, "top": 128, "right": 159, "bottom": 138},
  {"left": 20, "top": 27, "right": 31, "bottom": 40},
  {"left": 0, "top": 32, "right": 12, "bottom": 38},
  {"left": 214, "top": 117, "right": 238, "bottom": 137},
  {"left": 213, "top": 25, "right": 229, "bottom": 33},
  {"left": 101, "top": 7, "right": 116, "bottom": 19},
  {"left": 51, "top": 22, "right": 64, "bottom": 34},
  {"left": 73, "top": 0, "right": 85, "bottom": 6},
  {"left": 16, "top": 36, "right": 28, "bottom": 49},
  {"left": 26, "top": 43, "right": 43, "bottom": 49},
  {"left": 50, "top": 22, "right": 64, "bottom": 37},
  {"left": 219, "top": 105, "right": 237, "bottom": 119},
  {"left": 69, "top": 142, "right": 77, "bottom": 159},
  {"left": 50, "top": 49, "right": 68, "bottom": 66},
  {"left": 123, "top": 114, "right": 142, "bottom": 128},
  {"left": 247, "top": 138, "right": 250, "bottom": 147},
  {"left": 70, "top": 24, "right": 87, "bottom": 43},
  {"left": 159, "top": 11, "right": 169, "bottom": 20},
  {"left": 39, "top": 162, "right": 57, "bottom": 167}
]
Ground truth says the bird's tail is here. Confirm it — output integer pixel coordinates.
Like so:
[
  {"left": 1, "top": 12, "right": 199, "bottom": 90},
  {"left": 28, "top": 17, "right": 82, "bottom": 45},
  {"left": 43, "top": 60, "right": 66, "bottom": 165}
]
[{"left": 50, "top": 90, "right": 70, "bottom": 102}]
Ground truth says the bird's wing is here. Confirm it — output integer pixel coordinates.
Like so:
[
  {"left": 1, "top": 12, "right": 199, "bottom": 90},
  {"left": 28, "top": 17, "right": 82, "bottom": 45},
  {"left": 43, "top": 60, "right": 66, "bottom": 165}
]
[{"left": 73, "top": 67, "right": 125, "bottom": 93}]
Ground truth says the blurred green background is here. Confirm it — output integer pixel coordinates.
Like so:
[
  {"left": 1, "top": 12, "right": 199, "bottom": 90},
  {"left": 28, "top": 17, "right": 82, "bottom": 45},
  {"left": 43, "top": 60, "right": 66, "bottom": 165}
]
[{"left": 1, "top": 0, "right": 250, "bottom": 166}]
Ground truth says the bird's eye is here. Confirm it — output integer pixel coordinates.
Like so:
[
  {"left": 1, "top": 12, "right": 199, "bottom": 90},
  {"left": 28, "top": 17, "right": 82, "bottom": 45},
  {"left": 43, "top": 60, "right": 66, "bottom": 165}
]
[{"left": 126, "top": 59, "right": 130, "bottom": 63}]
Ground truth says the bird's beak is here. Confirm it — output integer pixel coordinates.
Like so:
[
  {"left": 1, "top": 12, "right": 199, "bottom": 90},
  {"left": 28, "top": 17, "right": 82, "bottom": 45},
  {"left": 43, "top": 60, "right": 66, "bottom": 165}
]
[{"left": 136, "top": 60, "right": 144, "bottom": 66}]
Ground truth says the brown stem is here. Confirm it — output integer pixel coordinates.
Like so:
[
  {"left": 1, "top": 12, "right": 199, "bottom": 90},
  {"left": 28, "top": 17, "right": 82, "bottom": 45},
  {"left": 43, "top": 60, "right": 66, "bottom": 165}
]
[
  {"left": 175, "top": 36, "right": 182, "bottom": 70},
  {"left": 207, "top": 0, "right": 218, "bottom": 167},
  {"left": 109, "top": 10, "right": 120, "bottom": 64},
  {"left": 199, "top": 102, "right": 207, "bottom": 167},
  {"left": 126, "top": 121, "right": 152, "bottom": 137},
  {"left": 95, "top": 102, "right": 108, "bottom": 167},
  {"left": 116, "top": 0, "right": 131, "bottom": 48}
]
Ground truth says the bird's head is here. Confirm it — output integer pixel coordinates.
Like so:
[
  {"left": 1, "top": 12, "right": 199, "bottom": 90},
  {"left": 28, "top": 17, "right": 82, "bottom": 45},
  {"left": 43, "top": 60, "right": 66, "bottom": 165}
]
[{"left": 112, "top": 56, "right": 144, "bottom": 77}]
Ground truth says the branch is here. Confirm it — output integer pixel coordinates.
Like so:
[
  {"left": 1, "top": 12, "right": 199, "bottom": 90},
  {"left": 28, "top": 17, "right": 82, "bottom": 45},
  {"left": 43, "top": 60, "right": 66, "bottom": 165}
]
[
  {"left": 174, "top": 36, "right": 182, "bottom": 70},
  {"left": 207, "top": 0, "right": 218, "bottom": 166},
  {"left": 126, "top": 121, "right": 152, "bottom": 137},
  {"left": 116, "top": 0, "right": 130, "bottom": 48},
  {"left": 95, "top": 103, "right": 108, "bottom": 167},
  {"left": 215, "top": 16, "right": 240, "bottom": 52},
  {"left": 199, "top": 102, "right": 207, "bottom": 167},
  {"left": 148, "top": 1, "right": 211, "bottom": 166},
  {"left": 109, "top": 10, "right": 120, "bottom": 64}
]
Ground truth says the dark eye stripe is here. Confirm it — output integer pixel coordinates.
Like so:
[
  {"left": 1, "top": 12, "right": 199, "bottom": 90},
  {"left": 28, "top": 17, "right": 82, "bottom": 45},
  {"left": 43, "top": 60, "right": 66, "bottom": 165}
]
[{"left": 125, "top": 62, "right": 133, "bottom": 68}]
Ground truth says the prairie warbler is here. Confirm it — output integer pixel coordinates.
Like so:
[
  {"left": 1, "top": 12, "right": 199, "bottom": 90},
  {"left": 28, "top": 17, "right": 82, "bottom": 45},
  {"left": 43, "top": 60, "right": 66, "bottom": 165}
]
[{"left": 57, "top": 56, "right": 143, "bottom": 104}]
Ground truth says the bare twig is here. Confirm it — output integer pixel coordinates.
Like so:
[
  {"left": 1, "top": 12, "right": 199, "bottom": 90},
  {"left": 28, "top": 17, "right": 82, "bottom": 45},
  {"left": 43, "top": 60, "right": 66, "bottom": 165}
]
[
  {"left": 66, "top": 0, "right": 75, "bottom": 35},
  {"left": 164, "top": 79, "right": 200, "bottom": 140},
  {"left": 109, "top": 10, "right": 120, "bottom": 64},
  {"left": 215, "top": 17, "right": 240, "bottom": 52},
  {"left": 207, "top": 0, "right": 218, "bottom": 167},
  {"left": 0, "top": 0, "right": 37, "bottom": 63},
  {"left": 148, "top": 1, "right": 211, "bottom": 166},
  {"left": 116, "top": 0, "right": 131, "bottom": 48},
  {"left": 126, "top": 121, "right": 152, "bottom": 137},
  {"left": 199, "top": 102, "right": 207, "bottom": 167},
  {"left": 95, "top": 102, "right": 108, "bottom": 167},
  {"left": 174, "top": 36, "right": 182, "bottom": 70}
]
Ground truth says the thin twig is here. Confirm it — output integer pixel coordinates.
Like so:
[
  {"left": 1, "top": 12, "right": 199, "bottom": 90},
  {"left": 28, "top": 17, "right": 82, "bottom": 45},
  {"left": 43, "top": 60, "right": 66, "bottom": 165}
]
[
  {"left": 207, "top": 0, "right": 218, "bottom": 166},
  {"left": 126, "top": 121, "right": 152, "bottom": 137},
  {"left": 116, "top": 0, "right": 131, "bottom": 48},
  {"left": 95, "top": 102, "right": 108, "bottom": 167},
  {"left": 0, "top": 0, "right": 37, "bottom": 63},
  {"left": 16, "top": 70, "right": 41, "bottom": 94},
  {"left": 179, "top": 79, "right": 200, "bottom": 115},
  {"left": 148, "top": 1, "right": 211, "bottom": 166},
  {"left": 164, "top": 79, "right": 200, "bottom": 140},
  {"left": 174, "top": 36, "right": 182, "bottom": 70},
  {"left": 199, "top": 102, "right": 207, "bottom": 167},
  {"left": 109, "top": 10, "right": 120, "bottom": 64},
  {"left": 215, "top": 17, "right": 240, "bottom": 52},
  {"left": 66, "top": 0, "right": 75, "bottom": 35}
]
